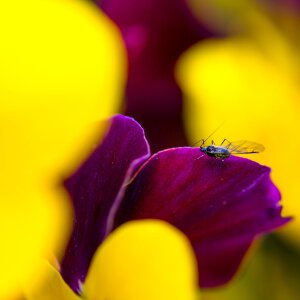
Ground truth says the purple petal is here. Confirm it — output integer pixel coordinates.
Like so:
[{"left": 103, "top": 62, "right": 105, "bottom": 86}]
[
  {"left": 113, "top": 147, "right": 291, "bottom": 287},
  {"left": 60, "top": 115, "right": 150, "bottom": 293}
]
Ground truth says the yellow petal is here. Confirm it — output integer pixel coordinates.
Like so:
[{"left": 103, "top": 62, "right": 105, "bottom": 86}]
[
  {"left": 24, "top": 260, "right": 81, "bottom": 300},
  {"left": 0, "top": 187, "right": 72, "bottom": 299},
  {"left": 0, "top": 0, "right": 126, "bottom": 297},
  {"left": 84, "top": 220, "right": 199, "bottom": 300},
  {"left": 176, "top": 37, "right": 300, "bottom": 245},
  {"left": 0, "top": 0, "right": 126, "bottom": 181}
]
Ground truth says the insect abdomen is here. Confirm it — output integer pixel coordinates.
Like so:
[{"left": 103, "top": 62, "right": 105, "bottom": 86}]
[
  {"left": 214, "top": 152, "right": 230, "bottom": 159},
  {"left": 209, "top": 152, "right": 230, "bottom": 159},
  {"left": 206, "top": 147, "right": 231, "bottom": 159}
]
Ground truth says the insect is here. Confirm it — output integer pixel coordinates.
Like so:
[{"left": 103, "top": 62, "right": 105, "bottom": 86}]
[{"left": 199, "top": 139, "right": 265, "bottom": 160}]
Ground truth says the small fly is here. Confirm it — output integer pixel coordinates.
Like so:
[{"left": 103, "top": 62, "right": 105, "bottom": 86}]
[{"left": 199, "top": 139, "right": 265, "bottom": 160}]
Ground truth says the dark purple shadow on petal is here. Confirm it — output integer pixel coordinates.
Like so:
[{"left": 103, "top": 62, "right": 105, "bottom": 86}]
[
  {"left": 113, "top": 147, "right": 291, "bottom": 287},
  {"left": 60, "top": 115, "right": 151, "bottom": 293},
  {"left": 99, "top": 0, "right": 216, "bottom": 151}
]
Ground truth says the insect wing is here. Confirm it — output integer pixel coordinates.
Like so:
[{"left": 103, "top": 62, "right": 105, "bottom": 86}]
[{"left": 224, "top": 140, "right": 265, "bottom": 154}]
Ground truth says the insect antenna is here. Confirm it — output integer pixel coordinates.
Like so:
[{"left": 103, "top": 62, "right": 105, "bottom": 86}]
[{"left": 191, "top": 122, "right": 225, "bottom": 147}]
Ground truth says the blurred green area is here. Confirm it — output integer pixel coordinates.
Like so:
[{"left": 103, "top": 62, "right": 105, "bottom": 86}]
[{"left": 202, "top": 233, "right": 300, "bottom": 300}]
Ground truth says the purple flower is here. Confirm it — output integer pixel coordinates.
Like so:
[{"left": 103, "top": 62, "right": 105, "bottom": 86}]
[{"left": 61, "top": 114, "right": 290, "bottom": 293}]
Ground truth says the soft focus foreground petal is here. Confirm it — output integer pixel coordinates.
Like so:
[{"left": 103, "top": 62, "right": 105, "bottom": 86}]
[
  {"left": 1, "top": 0, "right": 126, "bottom": 181},
  {"left": 61, "top": 115, "right": 150, "bottom": 292},
  {"left": 0, "top": 188, "right": 71, "bottom": 299},
  {"left": 176, "top": 37, "right": 300, "bottom": 245},
  {"left": 24, "top": 260, "right": 80, "bottom": 300},
  {"left": 84, "top": 220, "right": 199, "bottom": 300},
  {"left": 114, "top": 148, "right": 290, "bottom": 287},
  {"left": 0, "top": 0, "right": 125, "bottom": 297}
]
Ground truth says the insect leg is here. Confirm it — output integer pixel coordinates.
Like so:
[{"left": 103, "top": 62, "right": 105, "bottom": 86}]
[{"left": 221, "top": 138, "right": 232, "bottom": 146}]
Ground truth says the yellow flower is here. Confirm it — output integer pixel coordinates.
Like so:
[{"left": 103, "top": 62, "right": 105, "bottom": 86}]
[
  {"left": 24, "top": 220, "right": 199, "bottom": 300},
  {"left": 176, "top": 2, "right": 300, "bottom": 245},
  {"left": 0, "top": 0, "right": 126, "bottom": 297}
]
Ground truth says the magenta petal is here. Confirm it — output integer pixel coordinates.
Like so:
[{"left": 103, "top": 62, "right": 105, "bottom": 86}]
[
  {"left": 114, "top": 147, "right": 290, "bottom": 287},
  {"left": 60, "top": 115, "right": 150, "bottom": 292}
]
